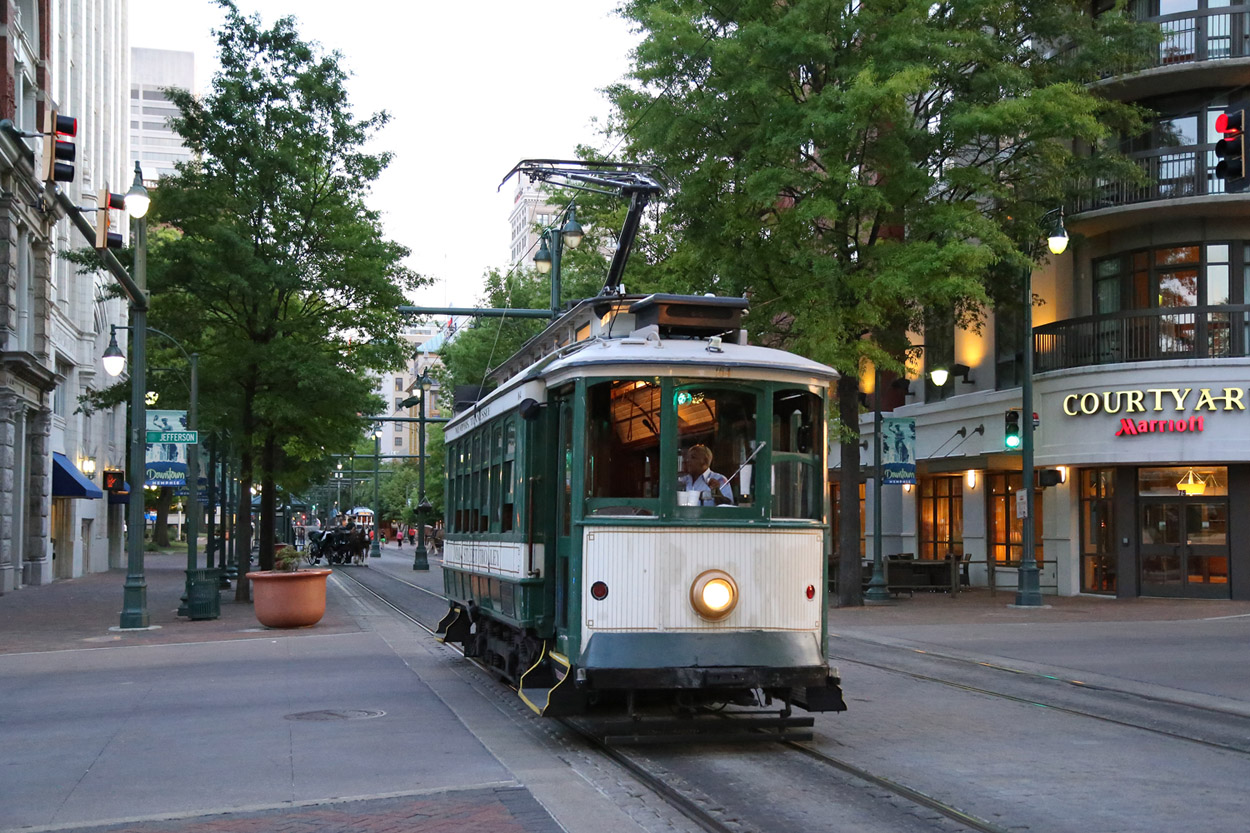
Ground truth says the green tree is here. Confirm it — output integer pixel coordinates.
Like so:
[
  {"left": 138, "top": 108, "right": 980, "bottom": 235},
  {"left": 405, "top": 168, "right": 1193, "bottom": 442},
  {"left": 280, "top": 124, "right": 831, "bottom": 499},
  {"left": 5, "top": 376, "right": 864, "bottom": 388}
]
[
  {"left": 605, "top": 0, "right": 1153, "bottom": 604},
  {"left": 148, "top": 1, "right": 422, "bottom": 584}
]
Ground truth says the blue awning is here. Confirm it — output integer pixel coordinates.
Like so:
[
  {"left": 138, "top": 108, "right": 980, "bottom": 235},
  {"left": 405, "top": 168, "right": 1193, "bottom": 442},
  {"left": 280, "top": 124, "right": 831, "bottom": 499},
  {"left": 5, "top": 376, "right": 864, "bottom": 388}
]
[
  {"left": 109, "top": 482, "right": 130, "bottom": 504},
  {"left": 52, "top": 452, "right": 103, "bottom": 499}
]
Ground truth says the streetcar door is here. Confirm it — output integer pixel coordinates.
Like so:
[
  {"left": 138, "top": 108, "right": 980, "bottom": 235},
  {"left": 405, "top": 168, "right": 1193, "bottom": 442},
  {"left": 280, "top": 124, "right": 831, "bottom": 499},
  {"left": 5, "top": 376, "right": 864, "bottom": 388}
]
[{"left": 552, "top": 390, "right": 575, "bottom": 643}]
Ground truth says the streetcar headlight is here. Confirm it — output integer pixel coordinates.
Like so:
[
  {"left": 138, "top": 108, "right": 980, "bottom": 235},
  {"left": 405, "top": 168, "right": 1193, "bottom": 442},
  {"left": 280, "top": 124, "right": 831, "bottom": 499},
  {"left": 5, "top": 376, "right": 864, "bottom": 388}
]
[{"left": 690, "top": 570, "right": 738, "bottom": 621}]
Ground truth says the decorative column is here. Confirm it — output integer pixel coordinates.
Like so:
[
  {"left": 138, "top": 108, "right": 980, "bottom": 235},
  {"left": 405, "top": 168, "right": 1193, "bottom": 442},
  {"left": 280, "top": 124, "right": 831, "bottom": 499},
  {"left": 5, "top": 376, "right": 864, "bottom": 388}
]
[{"left": 25, "top": 407, "right": 53, "bottom": 585}]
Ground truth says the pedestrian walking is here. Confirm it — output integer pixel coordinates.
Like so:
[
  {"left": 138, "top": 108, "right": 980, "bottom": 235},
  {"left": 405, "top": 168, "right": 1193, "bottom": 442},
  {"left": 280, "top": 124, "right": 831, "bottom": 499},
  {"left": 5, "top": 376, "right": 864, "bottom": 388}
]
[{"left": 396, "top": 528, "right": 403, "bottom": 548}]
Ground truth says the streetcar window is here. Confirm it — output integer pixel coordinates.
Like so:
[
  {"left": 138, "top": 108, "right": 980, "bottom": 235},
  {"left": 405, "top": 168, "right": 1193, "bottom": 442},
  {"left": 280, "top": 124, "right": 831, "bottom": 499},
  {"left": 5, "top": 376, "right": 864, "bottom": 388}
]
[
  {"left": 675, "top": 386, "right": 757, "bottom": 507},
  {"left": 585, "top": 380, "right": 660, "bottom": 515},
  {"left": 772, "top": 390, "right": 823, "bottom": 520}
]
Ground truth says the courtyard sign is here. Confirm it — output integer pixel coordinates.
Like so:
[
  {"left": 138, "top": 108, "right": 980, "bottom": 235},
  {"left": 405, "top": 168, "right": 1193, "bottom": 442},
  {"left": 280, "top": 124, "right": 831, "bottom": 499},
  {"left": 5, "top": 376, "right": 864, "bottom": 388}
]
[{"left": 1062, "top": 387, "right": 1246, "bottom": 417}]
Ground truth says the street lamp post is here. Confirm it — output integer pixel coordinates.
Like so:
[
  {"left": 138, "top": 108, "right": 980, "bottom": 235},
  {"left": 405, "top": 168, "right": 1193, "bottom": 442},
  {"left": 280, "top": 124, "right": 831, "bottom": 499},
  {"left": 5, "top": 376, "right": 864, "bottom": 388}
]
[
  {"left": 532, "top": 201, "right": 584, "bottom": 317},
  {"left": 412, "top": 370, "right": 433, "bottom": 571},
  {"left": 370, "top": 426, "right": 382, "bottom": 557},
  {"left": 104, "top": 323, "right": 200, "bottom": 617},
  {"left": 864, "top": 367, "right": 890, "bottom": 602},
  {"left": 1016, "top": 208, "right": 1069, "bottom": 608},
  {"left": 114, "top": 164, "right": 151, "bottom": 629}
]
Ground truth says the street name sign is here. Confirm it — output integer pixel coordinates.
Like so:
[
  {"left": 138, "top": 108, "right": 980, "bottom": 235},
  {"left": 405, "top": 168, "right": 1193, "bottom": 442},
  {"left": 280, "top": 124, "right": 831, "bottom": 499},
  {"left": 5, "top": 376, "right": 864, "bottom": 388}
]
[{"left": 146, "top": 430, "right": 198, "bottom": 444}]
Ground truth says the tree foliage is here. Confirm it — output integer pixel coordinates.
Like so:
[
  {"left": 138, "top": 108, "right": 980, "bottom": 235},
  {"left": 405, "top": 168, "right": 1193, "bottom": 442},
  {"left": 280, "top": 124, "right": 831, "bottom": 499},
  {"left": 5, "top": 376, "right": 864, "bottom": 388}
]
[
  {"left": 147, "top": 0, "right": 423, "bottom": 575},
  {"left": 603, "top": 0, "right": 1154, "bottom": 603}
]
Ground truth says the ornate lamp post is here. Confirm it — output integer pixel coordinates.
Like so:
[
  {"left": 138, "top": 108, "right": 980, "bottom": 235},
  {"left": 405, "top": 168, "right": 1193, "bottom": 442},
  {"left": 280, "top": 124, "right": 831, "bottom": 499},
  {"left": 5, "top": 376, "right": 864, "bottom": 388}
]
[
  {"left": 532, "top": 202, "right": 584, "bottom": 316},
  {"left": 412, "top": 369, "right": 433, "bottom": 571},
  {"left": 1016, "top": 208, "right": 1068, "bottom": 607},
  {"left": 114, "top": 163, "right": 151, "bottom": 629},
  {"left": 370, "top": 424, "right": 382, "bottom": 558},
  {"left": 105, "top": 321, "right": 200, "bottom": 617}
]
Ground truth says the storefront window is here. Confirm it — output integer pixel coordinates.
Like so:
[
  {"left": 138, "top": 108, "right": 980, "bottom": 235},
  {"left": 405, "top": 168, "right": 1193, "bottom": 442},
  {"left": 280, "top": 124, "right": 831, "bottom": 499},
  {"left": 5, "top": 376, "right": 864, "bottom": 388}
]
[
  {"left": 1080, "top": 468, "right": 1117, "bottom": 594},
  {"left": 987, "top": 472, "right": 1043, "bottom": 566},
  {"left": 918, "top": 475, "right": 963, "bottom": 560},
  {"left": 831, "top": 480, "right": 866, "bottom": 559},
  {"left": 1138, "top": 466, "right": 1228, "bottom": 496}
]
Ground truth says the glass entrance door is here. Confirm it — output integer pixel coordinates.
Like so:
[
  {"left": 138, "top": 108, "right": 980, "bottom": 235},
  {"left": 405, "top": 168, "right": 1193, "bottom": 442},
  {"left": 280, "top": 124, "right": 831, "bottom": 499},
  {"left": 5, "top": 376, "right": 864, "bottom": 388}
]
[{"left": 1139, "top": 487, "right": 1229, "bottom": 598}]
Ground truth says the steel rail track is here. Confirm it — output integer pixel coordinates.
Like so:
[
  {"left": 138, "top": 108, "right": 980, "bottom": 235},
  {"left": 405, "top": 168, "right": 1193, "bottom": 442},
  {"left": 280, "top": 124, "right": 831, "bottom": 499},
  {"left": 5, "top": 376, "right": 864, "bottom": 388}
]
[
  {"left": 335, "top": 567, "right": 1022, "bottom": 833},
  {"left": 782, "top": 740, "right": 1013, "bottom": 833},
  {"left": 332, "top": 568, "right": 740, "bottom": 833},
  {"left": 830, "top": 646, "right": 1250, "bottom": 756}
]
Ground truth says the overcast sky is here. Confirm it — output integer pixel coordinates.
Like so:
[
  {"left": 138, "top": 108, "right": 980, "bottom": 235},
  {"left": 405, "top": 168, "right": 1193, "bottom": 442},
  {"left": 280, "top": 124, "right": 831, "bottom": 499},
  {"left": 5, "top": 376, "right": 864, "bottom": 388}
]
[{"left": 129, "top": 0, "right": 639, "bottom": 309}]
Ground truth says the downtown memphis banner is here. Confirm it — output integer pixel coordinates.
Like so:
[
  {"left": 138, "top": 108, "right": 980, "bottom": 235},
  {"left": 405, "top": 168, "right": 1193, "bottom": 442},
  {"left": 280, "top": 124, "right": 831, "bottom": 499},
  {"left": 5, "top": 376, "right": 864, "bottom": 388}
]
[
  {"left": 145, "top": 409, "right": 188, "bottom": 487},
  {"left": 881, "top": 417, "right": 916, "bottom": 485}
]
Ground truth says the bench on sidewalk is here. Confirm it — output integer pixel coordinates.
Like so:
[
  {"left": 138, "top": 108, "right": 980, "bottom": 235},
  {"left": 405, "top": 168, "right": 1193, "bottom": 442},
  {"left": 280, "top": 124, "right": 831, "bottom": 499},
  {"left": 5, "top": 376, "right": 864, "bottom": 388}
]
[{"left": 859, "top": 553, "right": 964, "bottom": 596}]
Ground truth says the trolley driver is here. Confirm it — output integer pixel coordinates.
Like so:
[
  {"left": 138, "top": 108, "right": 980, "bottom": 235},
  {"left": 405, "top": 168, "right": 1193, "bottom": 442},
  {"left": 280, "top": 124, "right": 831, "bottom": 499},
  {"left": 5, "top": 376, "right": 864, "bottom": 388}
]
[{"left": 679, "top": 444, "right": 734, "bottom": 506}]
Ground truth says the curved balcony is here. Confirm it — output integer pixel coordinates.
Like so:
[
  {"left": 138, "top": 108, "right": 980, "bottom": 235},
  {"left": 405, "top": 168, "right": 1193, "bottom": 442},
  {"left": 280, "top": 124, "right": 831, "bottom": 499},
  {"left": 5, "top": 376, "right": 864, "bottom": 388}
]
[
  {"left": 1091, "top": 7, "right": 1250, "bottom": 100},
  {"left": 1068, "top": 148, "right": 1250, "bottom": 235},
  {"left": 1033, "top": 305, "right": 1250, "bottom": 372}
]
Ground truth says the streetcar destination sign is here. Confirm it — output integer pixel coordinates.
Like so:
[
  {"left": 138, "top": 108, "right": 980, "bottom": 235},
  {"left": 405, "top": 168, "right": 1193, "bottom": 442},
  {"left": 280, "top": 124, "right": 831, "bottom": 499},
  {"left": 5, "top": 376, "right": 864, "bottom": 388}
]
[{"left": 146, "top": 430, "right": 198, "bottom": 443}]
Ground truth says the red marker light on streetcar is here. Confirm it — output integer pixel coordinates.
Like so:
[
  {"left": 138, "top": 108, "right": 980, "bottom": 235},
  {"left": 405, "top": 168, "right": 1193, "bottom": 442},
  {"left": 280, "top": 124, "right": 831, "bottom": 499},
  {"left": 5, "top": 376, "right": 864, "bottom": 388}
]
[
  {"left": 806, "top": 584, "right": 816, "bottom": 600},
  {"left": 590, "top": 581, "right": 609, "bottom": 600}
]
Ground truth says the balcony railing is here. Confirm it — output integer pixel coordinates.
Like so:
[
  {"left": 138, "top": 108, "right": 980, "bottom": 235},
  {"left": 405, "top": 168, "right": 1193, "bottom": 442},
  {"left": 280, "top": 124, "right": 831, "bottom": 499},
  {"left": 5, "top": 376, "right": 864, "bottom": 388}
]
[
  {"left": 1074, "top": 147, "right": 1216, "bottom": 212},
  {"left": 1149, "top": 7, "right": 1250, "bottom": 67},
  {"left": 1033, "top": 305, "right": 1250, "bottom": 372}
]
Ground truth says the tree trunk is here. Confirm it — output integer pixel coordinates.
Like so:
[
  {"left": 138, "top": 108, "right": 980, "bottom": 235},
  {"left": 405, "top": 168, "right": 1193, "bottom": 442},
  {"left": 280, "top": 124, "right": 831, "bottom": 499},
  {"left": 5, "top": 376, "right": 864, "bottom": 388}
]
[
  {"left": 155, "top": 487, "right": 173, "bottom": 546},
  {"left": 837, "top": 372, "right": 864, "bottom": 607},
  {"left": 258, "top": 433, "right": 277, "bottom": 571},
  {"left": 234, "top": 381, "right": 258, "bottom": 602}
]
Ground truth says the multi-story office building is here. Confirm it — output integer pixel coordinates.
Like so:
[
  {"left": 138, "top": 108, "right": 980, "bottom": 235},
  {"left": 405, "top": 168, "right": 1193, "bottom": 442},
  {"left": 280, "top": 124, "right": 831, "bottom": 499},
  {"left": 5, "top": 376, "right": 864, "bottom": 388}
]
[
  {"left": 508, "top": 173, "right": 559, "bottom": 267},
  {"left": 369, "top": 322, "right": 445, "bottom": 460},
  {"left": 864, "top": 7, "right": 1250, "bottom": 601},
  {"left": 0, "top": 0, "right": 130, "bottom": 591},
  {"left": 130, "top": 48, "right": 193, "bottom": 182}
]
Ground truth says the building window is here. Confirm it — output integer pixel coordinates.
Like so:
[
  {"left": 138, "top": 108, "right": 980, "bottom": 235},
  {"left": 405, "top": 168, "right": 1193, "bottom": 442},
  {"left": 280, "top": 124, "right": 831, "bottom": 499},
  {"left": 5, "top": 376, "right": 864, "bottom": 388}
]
[
  {"left": 1080, "top": 468, "right": 1116, "bottom": 594},
  {"left": 987, "top": 472, "right": 1043, "bottom": 566},
  {"left": 1089, "top": 241, "right": 1246, "bottom": 361},
  {"left": 831, "top": 480, "right": 866, "bottom": 560},
  {"left": 393, "top": 436, "right": 402, "bottom": 448},
  {"left": 395, "top": 377, "right": 403, "bottom": 391},
  {"left": 918, "top": 475, "right": 963, "bottom": 560}
]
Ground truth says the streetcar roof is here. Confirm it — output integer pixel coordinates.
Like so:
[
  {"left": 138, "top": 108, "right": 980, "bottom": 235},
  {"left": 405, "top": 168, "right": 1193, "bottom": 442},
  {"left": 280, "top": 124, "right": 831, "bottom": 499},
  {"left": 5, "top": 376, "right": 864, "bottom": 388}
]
[{"left": 445, "top": 331, "right": 838, "bottom": 438}]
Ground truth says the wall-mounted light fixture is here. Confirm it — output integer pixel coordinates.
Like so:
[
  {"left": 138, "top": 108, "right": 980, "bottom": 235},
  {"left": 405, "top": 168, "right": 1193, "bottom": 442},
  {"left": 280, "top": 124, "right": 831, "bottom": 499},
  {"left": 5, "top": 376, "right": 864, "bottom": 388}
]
[
  {"left": 932, "top": 363, "right": 973, "bottom": 387},
  {"left": 1057, "top": 465, "right": 1068, "bottom": 484},
  {"left": 903, "top": 483, "right": 913, "bottom": 493},
  {"left": 966, "top": 469, "right": 977, "bottom": 489},
  {"left": 81, "top": 456, "right": 97, "bottom": 477}
]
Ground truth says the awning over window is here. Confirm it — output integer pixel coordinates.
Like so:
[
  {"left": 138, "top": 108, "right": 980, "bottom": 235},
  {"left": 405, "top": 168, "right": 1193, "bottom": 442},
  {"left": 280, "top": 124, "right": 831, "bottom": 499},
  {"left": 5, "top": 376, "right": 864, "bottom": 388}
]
[{"left": 52, "top": 452, "right": 103, "bottom": 499}]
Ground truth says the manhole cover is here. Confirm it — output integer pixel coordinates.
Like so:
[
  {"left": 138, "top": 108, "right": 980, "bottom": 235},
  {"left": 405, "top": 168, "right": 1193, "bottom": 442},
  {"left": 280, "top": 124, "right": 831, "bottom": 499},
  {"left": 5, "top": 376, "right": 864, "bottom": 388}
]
[{"left": 284, "top": 709, "right": 386, "bottom": 721}]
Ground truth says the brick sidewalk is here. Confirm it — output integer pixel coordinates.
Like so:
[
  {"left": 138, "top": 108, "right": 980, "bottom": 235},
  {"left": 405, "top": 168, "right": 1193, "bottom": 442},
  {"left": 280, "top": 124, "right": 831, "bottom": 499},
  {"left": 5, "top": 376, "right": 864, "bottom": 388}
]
[
  {"left": 0, "top": 550, "right": 360, "bottom": 655},
  {"left": 58, "top": 788, "right": 561, "bottom": 833}
]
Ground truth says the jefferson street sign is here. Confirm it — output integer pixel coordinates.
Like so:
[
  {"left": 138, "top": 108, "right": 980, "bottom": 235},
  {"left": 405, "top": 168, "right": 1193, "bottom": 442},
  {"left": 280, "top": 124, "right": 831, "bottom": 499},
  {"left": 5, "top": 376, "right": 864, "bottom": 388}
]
[{"left": 146, "top": 430, "right": 198, "bottom": 444}]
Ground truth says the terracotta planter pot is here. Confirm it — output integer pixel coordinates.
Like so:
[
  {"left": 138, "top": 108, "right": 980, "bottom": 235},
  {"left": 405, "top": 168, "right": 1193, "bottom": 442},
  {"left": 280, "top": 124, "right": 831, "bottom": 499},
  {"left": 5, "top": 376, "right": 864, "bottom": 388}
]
[{"left": 246, "top": 569, "right": 331, "bottom": 628}]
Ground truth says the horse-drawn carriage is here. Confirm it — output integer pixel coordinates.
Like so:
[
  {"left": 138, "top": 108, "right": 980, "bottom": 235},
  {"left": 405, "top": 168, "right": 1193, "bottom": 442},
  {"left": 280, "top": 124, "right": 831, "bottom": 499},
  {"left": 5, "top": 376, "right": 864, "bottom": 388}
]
[{"left": 305, "top": 522, "right": 368, "bottom": 565}]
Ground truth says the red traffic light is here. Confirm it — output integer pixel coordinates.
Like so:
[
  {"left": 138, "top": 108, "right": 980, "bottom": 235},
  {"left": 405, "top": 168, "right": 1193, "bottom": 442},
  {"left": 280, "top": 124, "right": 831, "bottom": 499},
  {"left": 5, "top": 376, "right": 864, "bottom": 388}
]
[{"left": 1216, "top": 106, "right": 1247, "bottom": 190}]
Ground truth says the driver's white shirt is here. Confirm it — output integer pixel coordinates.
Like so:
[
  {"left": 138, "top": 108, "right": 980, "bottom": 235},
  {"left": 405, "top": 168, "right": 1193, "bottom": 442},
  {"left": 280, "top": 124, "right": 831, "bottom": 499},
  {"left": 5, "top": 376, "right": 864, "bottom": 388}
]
[{"left": 679, "top": 470, "right": 734, "bottom": 506}]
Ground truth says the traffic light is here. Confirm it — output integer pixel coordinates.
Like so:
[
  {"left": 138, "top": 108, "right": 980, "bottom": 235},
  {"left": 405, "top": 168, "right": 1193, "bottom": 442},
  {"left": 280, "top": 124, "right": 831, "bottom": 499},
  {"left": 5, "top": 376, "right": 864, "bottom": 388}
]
[
  {"left": 1004, "top": 409, "right": 1022, "bottom": 450},
  {"left": 41, "top": 109, "right": 77, "bottom": 183},
  {"left": 103, "top": 470, "right": 125, "bottom": 492},
  {"left": 1215, "top": 106, "right": 1247, "bottom": 192},
  {"left": 95, "top": 190, "right": 125, "bottom": 249}
]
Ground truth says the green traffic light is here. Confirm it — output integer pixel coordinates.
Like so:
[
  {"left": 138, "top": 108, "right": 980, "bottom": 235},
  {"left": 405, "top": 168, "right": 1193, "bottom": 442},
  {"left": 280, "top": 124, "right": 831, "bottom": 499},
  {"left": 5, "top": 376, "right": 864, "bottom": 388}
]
[{"left": 1005, "top": 434, "right": 1022, "bottom": 450}]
